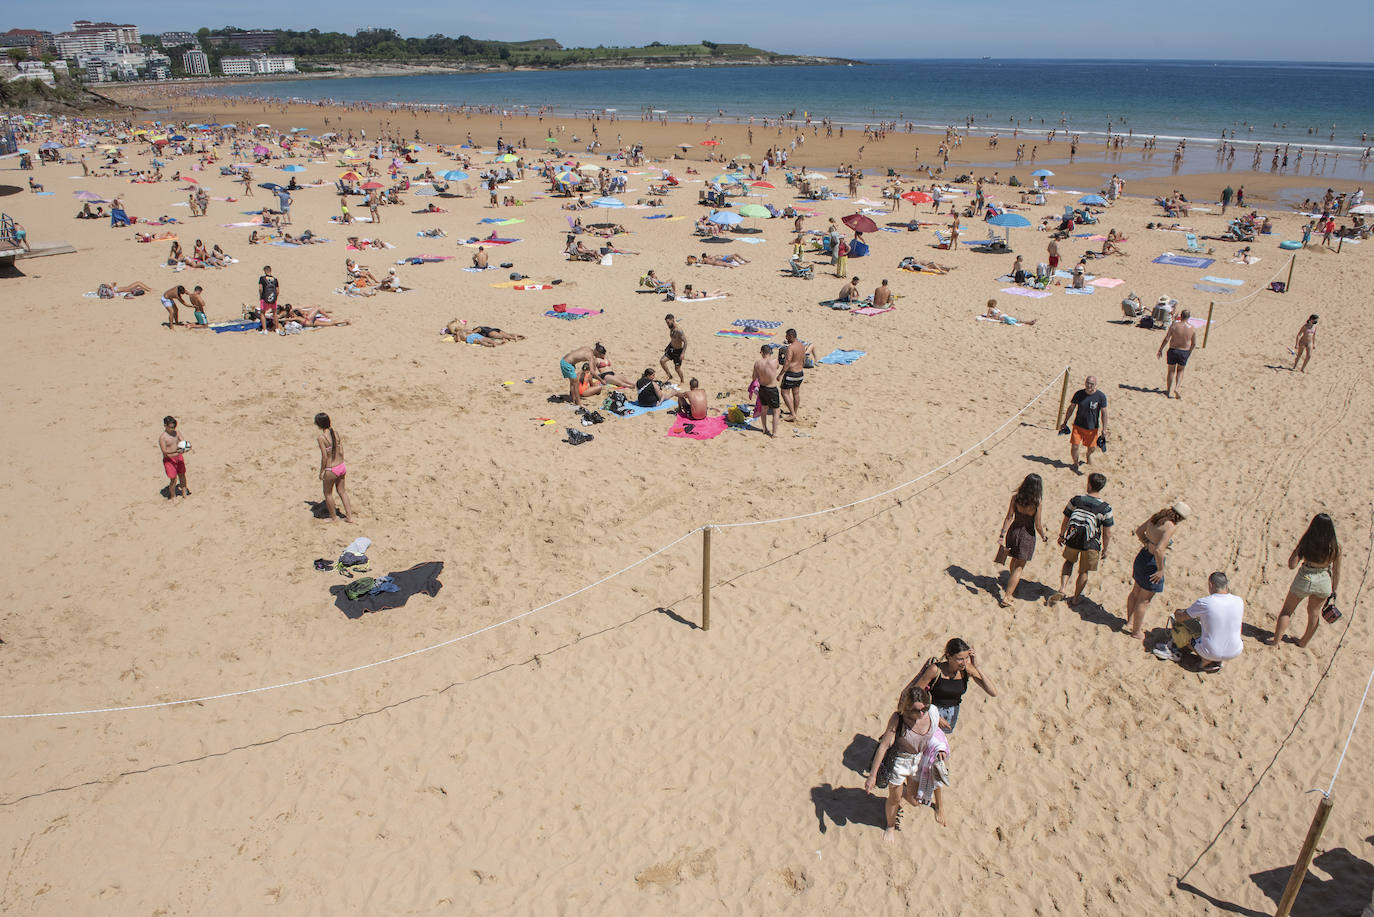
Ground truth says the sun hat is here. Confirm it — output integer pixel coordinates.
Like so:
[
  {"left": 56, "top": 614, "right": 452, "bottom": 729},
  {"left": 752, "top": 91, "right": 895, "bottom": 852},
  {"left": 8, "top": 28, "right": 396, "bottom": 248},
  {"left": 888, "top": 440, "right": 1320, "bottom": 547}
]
[{"left": 1172, "top": 501, "right": 1191, "bottom": 520}]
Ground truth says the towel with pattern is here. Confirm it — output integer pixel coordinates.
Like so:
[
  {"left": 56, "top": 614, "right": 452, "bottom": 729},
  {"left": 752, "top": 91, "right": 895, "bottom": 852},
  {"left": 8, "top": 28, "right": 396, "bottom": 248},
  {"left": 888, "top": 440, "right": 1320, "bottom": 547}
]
[
  {"left": 667, "top": 414, "right": 729, "bottom": 440},
  {"left": 818, "top": 349, "right": 866, "bottom": 364}
]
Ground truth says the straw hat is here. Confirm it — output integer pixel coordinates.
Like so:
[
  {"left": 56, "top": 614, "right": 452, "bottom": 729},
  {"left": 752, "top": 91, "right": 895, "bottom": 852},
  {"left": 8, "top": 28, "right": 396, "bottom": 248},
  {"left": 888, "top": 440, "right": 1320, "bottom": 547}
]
[
  {"left": 1157, "top": 294, "right": 1172, "bottom": 305},
  {"left": 1172, "top": 501, "right": 1191, "bottom": 520}
]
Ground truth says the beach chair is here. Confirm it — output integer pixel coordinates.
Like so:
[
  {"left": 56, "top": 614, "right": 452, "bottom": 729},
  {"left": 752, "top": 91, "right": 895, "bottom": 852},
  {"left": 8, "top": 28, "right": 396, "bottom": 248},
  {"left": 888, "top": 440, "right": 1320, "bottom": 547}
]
[
  {"left": 1183, "top": 233, "right": 1206, "bottom": 253},
  {"left": 1121, "top": 297, "right": 1144, "bottom": 320},
  {"left": 783, "top": 259, "right": 813, "bottom": 279}
]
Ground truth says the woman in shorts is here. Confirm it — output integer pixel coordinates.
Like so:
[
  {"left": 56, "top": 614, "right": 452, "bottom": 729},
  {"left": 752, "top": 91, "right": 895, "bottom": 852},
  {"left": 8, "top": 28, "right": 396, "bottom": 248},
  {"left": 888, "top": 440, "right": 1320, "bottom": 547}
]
[
  {"left": 864, "top": 685, "right": 950, "bottom": 838},
  {"left": 904, "top": 638, "right": 998, "bottom": 734},
  {"left": 1125, "top": 502, "right": 1189, "bottom": 641},
  {"left": 1270, "top": 513, "right": 1340, "bottom": 648}
]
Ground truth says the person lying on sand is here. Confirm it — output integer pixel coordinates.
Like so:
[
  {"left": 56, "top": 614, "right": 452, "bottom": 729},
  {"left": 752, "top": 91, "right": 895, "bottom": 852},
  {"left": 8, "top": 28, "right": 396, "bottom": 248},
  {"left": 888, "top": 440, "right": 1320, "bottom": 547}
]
[
  {"left": 697, "top": 252, "right": 750, "bottom": 266},
  {"left": 674, "top": 284, "right": 722, "bottom": 300},
  {"left": 106, "top": 280, "right": 154, "bottom": 295},
  {"left": 897, "top": 256, "right": 953, "bottom": 274},
  {"left": 446, "top": 319, "right": 523, "bottom": 346},
  {"left": 985, "top": 298, "right": 1036, "bottom": 326},
  {"left": 288, "top": 305, "right": 351, "bottom": 327}
]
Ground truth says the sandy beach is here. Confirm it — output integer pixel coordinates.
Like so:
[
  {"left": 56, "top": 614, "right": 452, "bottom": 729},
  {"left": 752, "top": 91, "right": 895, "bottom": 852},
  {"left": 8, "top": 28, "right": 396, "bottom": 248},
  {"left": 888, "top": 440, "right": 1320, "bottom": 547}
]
[{"left": 1, "top": 94, "right": 1372, "bottom": 916}]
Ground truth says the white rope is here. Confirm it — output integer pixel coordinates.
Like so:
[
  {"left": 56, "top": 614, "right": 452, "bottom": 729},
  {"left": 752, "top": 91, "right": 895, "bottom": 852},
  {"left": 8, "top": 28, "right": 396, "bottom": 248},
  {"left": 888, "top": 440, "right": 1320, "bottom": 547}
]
[
  {"left": 0, "top": 365, "right": 1070, "bottom": 720},
  {"left": 1206, "top": 255, "right": 1295, "bottom": 327},
  {"left": 0, "top": 528, "right": 703, "bottom": 719},
  {"left": 1321, "top": 664, "right": 1374, "bottom": 798},
  {"left": 713, "top": 366, "right": 1068, "bottom": 529}
]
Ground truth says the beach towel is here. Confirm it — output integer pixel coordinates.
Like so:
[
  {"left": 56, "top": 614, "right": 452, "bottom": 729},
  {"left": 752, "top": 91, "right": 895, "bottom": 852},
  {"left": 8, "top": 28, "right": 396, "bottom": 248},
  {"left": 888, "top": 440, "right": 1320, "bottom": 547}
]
[
  {"left": 822, "top": 299, "right": 862, "bottom": 310},
  {"left": 1093, "top": 277, "right": 1125, "bottom": 288},
  {"left": 209, "top": 320, "right": 261, "bottom": 333},
  {"left": 675, "top": 294, "right": 728, "bottom": 302},
  {"left": 462, "top": 266, "right": 497, "bottom": 272},
  {"left": 913, "top": 728, "right": 951, "bottom": 806},
  {"left": 1001, "top": 287, "right": 1052, "bottom": 299},
  {"left": 667, "top": 414, "right": 729, "bottom": 440},
  {"left": 463, "top": 237, "right": 520, "bottom": 246},
  {"left": 1153, "top": 253, "right": 1215, "bottom": 269},
  {"left": 331, "top": 561, "right": 443, "bottom": 619},
  {"left": 1053, "top": 269, "right": 1095, "bottom": 281},
  {"left": 850, "top": 306, "right": 895, "bottom": 316},
  {"left": 1193, "top": 283, "right": 1237, "bottom": 295},
  {"left": 398, "top": 255, "right": 452, "bottom": 264},
  {"left": 731, "top": 319, "right": 782, "bottom": 328},
  {"left": 1184, "top": 316, "right": 1213, "bottom": 329},
  {"left": 478, "top": 217, "right": 524, "bottom": 225},
  {"left": 1201, "top": 276, "right": 1244, "bottom": 286},
  {"left": 1064, "top": 286, "right": 1096, "bottom": 295},
  {"left": 716, "top": 328, "right": 776, "bottom": 339},
  {"left": 818, "top": 349, "right": 866, "bottom": 365},
  {"left": 732, "top": 237, "right": 766, "bottom": 245},
  {"left": 977, "top": 314, "right": 1025, "bottom": 325},
  {"left": 618, "top": 399, "right": 678, "bottom": 417},
  {"left": 544, "top": 307, "right": 603, "bottom": 319},
  {"left": 644, "top": 213, "right": 671, "bottom": 220}
]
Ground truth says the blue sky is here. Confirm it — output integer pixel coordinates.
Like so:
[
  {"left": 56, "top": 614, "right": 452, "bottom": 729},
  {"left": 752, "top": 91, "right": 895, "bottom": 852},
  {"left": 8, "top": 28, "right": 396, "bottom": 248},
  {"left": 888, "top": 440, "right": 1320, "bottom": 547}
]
[{"left": 18, "top": 1, "right": 1374, "bottom": 61}]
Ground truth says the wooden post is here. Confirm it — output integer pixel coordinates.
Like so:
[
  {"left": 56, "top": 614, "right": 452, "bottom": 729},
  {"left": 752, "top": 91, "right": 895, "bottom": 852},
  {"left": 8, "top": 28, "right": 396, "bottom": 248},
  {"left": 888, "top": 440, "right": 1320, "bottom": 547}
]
[
  {"left": 1275, "top": 794, "right": 1334, "bottom": 917},
  {"left": 1285, "top": 254, "right": 1296, "bottom": 294},
  {"left": 701, "top": 526, "right": 712, "bottom": 631},
  {"left": 1055, "top": 367, "right": 1071, "bottom": 429},
  {"left": 1202, "top": 302, "right": 1215, "bottom": 348}
]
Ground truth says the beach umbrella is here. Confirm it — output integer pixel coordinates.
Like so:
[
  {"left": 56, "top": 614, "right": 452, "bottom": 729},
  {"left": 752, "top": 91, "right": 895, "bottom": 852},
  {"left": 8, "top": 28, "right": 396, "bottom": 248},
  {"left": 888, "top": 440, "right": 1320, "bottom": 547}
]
[
  {"left": 39, "top": 141, "right": 60, "bottom": 150},
  {"left": 842, "top": 213, "right": 879, "bottom": 234},
  {"left": 361, "top": 180, "right": 384, "bottom": 190},
  {"left": 169, "top": 135, "right": 187, "bottom": 142},
  {"left": 259, "top": 182, "right": 284, "bottom": 191},
  {"left": 221, "top": 123, "right": 236, "bottom": 129},
  {"left": 291, "top": 127, "right": 308, "bottom": 133},
  {"left": 181, "top": 176, "right": 198, "bottom": 184},
  {"left": 988, "top": 211, "right": 1032, "bottom": 242},
  {"left": 253, "top": 145, "right": 270, "bottom": 156},
  {"left": 751, "top": 180, "right": 775, "bottom": 189},
  {"left": 735, "top": 153, "right": 752, "bottom": 160},
  {"left": 441, "top": 170, "right": 468, "bottom": 181},
  {"left": 578, "top": 163, "right": 602, "bottom": 172},
  {"left": 339, "top": 171, "right": 361, "bottom": 181},
  {"left": 281, "top": 164, "right": 306, "bottom": 172},
  {"left": 737, "top": 203, "right": 770, "bottom": 230},
  {"left": 1078, "top": 194, "right": 1108, "bottom": 206},
  {"left": 1350, "top": 204, "right": 1374, "bottom": 215},
  {"left": 592, "top": 196, "right": 624, "bottom": 208},
  {"left": 709, "top": 210, "right": 743, "bottom": 227},
  {"left": 799, "top": 172, "right": 828, "bottom": 181},
  {"left": 73, "top": 190, "right": 105, "bottom": 201},
  {"left": 256, "top": 123, "right": 271, "bottom": 128},
  {"left": 902, "top": 190, "right": 933, "bottom": 203},
  {"left": 677, "top": 143, "right": 693, "bottom": 149},
  {"left": 1031, "top": 169, "right": 1054, "bottom": 177},
  {"left": 497, "top": 153, "right": 518, "bottom": 162}
]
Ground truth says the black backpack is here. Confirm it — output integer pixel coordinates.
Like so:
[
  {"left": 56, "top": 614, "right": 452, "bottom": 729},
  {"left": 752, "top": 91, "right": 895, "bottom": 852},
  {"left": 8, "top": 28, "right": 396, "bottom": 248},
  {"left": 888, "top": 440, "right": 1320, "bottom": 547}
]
[{"left": 1064, "top": 502, "right": 1101, "bottom": 551}]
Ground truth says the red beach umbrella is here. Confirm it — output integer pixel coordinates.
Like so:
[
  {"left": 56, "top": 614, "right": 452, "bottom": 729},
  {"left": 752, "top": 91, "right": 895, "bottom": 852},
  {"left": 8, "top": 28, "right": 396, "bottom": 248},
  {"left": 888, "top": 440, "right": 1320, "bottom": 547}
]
[
  {"left": 841, "top": 213, "right": 879, "bottom": 234},
  {"left": 751, "top": 181, "right": 775, "bottom": 189},
  {"left": 902, "top": 190, "right": 933, "bottom": 203},
  {"left": 360, "top": 180, "right": 384, "bottom": 190}
]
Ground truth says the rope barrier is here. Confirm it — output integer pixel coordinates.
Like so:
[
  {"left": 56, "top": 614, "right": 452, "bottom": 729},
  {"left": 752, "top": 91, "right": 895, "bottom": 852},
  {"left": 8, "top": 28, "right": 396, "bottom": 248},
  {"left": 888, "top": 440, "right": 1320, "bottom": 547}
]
[
  {"left": 1206, "top": 255, "right": 1295, "bottom": 328},
  {"left": 2, "top": 365, "right": 1071, "bottom": 721},
  {"left": 1321, "top": 664, "right": 1374, "bottom": 798}
]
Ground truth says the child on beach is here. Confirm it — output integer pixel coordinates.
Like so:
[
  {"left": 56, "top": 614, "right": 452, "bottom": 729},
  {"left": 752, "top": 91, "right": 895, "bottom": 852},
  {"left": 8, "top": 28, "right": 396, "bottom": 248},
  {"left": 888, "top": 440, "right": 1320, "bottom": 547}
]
[{"left": 159, "top": 416, "right": 191, "bottom": 499}]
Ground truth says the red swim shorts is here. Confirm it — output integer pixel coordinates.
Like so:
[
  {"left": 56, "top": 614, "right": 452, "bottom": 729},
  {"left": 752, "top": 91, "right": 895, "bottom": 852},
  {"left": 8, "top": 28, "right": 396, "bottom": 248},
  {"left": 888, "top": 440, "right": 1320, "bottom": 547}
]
[
  {"left": 1070, "top": 425, "right": 1098, "bottom": 447},
  {"left": 163, "top": 453, "right": 186, "bottom": 478}
]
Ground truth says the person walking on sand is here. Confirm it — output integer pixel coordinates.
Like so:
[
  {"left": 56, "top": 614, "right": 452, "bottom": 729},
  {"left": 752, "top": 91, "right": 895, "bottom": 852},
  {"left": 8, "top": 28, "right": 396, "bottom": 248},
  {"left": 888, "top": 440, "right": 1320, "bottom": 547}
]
[
  {"left": 660, "top": 314, "right": 687, "bottom": 383},
  {"left": 1060, "top": 375, "right": 1108, "bottom": 473},
  {"left": 314, "top": 412, "right": 355, "bottom": 523},
  {"left": 864, "top": 685, "right": 950, "bottom": 838},
  {"left": 1158, "top": 310, "right": 1197, "bottom": 399},
  {"left": 1269, "top": 513, "right": 1341, "bottom": 648},
  {"left": 996, "top": 473, "right": 1049, "bottom": 607},
  {"left": 1220, "top": 185, "right": 1233, "bottom": 215},
  {"left": 1050, "top": 472, "right": 1114, "bottom": 607},
  {"left": 780, "top": 328, "right": 806, "bottom": 421},
  {"left": 159, "top": 415, "right": 191, "bottom": 499},
  {"left": 1124, "top": 502, "right": 1189, "bottom": 641},
  {"left": 752, "top": 344, "right": 782, "bottom": 437},
  {"left": 904, "top": 638, "right": 998, "bottom": 734},
  {"left": 1292, "top": 314, "right": 1317, "bottom": 372},
  {"left": 1047, "top": 237, "right": 1060, "bottom": 272}
]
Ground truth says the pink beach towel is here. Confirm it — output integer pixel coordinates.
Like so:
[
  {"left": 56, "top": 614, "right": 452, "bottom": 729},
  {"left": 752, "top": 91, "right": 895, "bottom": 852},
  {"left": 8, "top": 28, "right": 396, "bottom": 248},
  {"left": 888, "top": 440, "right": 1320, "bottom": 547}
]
[
  {"left": 667, "top": 414, "right": 729, "bottom": 440},
  {"left": 1000, "top": 287, "right": 1052, "bottom": 299},
  {"left": 850, "top": 306, "right": 895, "bottom": 316},
  {"left": 1093, "top": 277, "right": 1125, "bottom": 288}
]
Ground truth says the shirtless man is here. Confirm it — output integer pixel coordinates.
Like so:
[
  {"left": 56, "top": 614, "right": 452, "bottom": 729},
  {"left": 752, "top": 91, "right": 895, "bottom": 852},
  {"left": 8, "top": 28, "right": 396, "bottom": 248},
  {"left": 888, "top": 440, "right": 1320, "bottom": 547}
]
[
  {"left": 472, "top": 245, "right": 489, "bottom": 269},
  {"left": 159, "top": 415, "right": 191, "bottom": 499},
  {"left": 675, "top": 377, "right": 708, "bottom": 420},
  {"left": 187, "top": 285, "right": 209, "bottom": 327},
  {"left": 1157, "top": 310, "right": 1197, "bottom": 399},
  {"left": 836, "top": 276, "right": 861, "bottom": 302},
  {"left": 161, "top": 285, "right": 191, "bottom": 329},
  {"left": 561, "top": 343, "right": 606, "bottom": 405},
  {"left": 1292, "top": 314, "right": 1318, "bottom": 372},
  {"left": 660, "top": 314, "right": 687, "bottom": 382},
  {"left": 752, "top": 344, "right": 783, "bottom": 437},
  {"left": 781, "top": 328, "right": 806, "bottom": 420},
  {"left": 872, "top": 278, "right": 894, "bottom": 307}
]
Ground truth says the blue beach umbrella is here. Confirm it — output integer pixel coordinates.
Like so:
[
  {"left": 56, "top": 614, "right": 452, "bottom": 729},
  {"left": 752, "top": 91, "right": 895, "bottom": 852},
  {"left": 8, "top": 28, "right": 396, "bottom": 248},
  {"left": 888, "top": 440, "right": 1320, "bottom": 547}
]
[
  {"left": 281, "top": 164, "right": 306, "bottom": 172},
  {"left": 1031, "top": 168, "right": 1054, "bottom": 177},
  {"left": 441, "top": 170, "right": 468, "bottom": 181},
  {"left": 1078, "top": 194, "right": 1108, "bottom": 206},
  {"left": 709, "top": 210, "right": 744, "bottom": 227},
  {"left": 592, "top": 197, "right": 624, "bottom": 208},
  {"left": 169, "top": 134, "right": 187, "bottom": 142},
  {"left": 988, "top": 211, "right": 1031, "bottom": 242}
]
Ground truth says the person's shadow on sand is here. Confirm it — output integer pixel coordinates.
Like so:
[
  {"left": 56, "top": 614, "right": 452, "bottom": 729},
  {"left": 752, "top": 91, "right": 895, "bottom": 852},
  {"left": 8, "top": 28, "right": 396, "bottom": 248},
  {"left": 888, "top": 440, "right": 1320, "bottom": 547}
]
[
  {"left": 1022, "top": 452, "right": 1073, "bottom": 470},
  {"left": 305, "top": 499, "right": 332, "bottom": 519},
  {"left": 810, "top": 783, "right": 886, "bottom": 834}
]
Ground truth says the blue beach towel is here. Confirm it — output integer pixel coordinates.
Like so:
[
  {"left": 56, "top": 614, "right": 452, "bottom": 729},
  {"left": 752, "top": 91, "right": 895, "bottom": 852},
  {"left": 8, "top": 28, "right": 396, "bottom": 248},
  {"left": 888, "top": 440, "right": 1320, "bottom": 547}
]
[
  {"left": 644, "top": 214, "right": 670, "bottom": 220},
  {"left": 210, "top": 320, "right": 260, "bottom": 333},
  {"left": 1193, "top": 283, "right": 1237, "bottom": 295},
  {"left": 1201, "top": 276, "right": 1244, "bottom": 286},
  {"left": 1064, "top": 286, "right": 1096, "bottom": 295},
  {"left": 1153, "top": 253, "right": 1215, "bottom": 269},
  {"left": 617, "top": 399, "right": 677, "bottom": 417},
  {"left": 818, "top": 349, "right": 866, "bottom": 365}
]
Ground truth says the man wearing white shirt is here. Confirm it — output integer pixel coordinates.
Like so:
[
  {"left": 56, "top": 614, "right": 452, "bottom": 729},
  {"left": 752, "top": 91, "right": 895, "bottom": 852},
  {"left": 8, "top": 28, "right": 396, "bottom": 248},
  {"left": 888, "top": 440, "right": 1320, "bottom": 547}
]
[{"left": 1153, "top": 572, "right": 1245, "bottom": 672}]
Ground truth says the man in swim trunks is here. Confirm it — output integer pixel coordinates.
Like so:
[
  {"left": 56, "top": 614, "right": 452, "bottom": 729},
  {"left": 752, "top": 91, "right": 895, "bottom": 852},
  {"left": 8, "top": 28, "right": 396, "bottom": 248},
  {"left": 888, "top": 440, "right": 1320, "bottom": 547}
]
[
  {"left": 781, "top": 328, "right": 807, "bottom": 420},
  {"left": 752, "top": 344, "right": 783, "bottom": 437},
  {"left": 160, "top": 285, "right": 191, "bottom": 329},
  {"left": 836, "top": 276, "right": 861, "bottom": 302},
  {"left": 872, "top": 279, "right": 893, "bottom": 308},
  {"left": 1157, "top": 310, "right": 1197, "bottom": 399},
  {"left": 159, "top": 415, "right": 191, "bottom": 499},
  {"left": 472, "top": 245, "right": 488, "bottom": 269},
  {"left": 1060, "top": 375, "right": 1108, "bottom": 473},
  {"left": 561, "top": 343, "right": 606, "bottom": 405},
  {"left": 659, "top": 314, "right": 687, "bottom": 382},
  {"left": 675, "top": 377, "right": 709, "bottom": 421},
  {"left": 1047, "top": 237, "right": 1060, "bottom": 271}
]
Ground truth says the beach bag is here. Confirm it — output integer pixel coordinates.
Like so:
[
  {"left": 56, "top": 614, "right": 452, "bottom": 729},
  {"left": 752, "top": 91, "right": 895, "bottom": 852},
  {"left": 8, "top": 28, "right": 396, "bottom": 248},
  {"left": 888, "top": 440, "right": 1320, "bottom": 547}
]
[
  {"left": 344, "top": 577, "right": 377, "bottom": 601},
  {"left": 727, "top": 404, "right": 749, "bottom": 425},
  {"left": 1064, "top": 502, "right": 1101, "bottom": 551},
  {"left": 874, "top": 742, "right": 899, "bottom": 790},
  {"left": 1269, "top": 281, "right": 1287, "bottom": 293}
]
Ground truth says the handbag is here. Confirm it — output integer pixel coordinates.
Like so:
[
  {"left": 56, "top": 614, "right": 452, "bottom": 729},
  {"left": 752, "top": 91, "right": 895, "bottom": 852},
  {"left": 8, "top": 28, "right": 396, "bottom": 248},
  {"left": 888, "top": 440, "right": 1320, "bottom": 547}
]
[{"left": 874, "top": 742, "right": 899, "bottom": 790}]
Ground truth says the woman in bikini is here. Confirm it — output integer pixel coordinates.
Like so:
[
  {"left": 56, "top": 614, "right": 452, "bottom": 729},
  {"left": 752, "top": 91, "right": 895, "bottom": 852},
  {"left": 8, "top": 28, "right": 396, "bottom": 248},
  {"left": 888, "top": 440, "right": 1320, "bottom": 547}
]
[
  {"left": 905, "top": 638, "right": 998, "bottom": 734},
  {"left": 996, "top": 473, "right": 1049, "bottom": 607},
  {"left": 1270, "top": 513, "right": 1340, "bottom": 648},
  {"left": 291, "top": 306, "right": 351, "bottom": 327},
  {"left": 1125, "top": 502, "right": 1189, "bottom": 640},
  {"left": 575, "top": 363, "right": 604, "bottom": 399},
  {"left": 864, "top": 684, "right": 950, "bottom": 838},
  {"left": 314, "top": 413, "right": 355, "bottom": 523}
]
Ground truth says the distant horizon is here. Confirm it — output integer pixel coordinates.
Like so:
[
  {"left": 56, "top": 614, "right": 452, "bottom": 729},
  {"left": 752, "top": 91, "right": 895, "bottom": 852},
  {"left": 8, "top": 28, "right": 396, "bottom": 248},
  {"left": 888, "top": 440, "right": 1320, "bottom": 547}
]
[{"left": 14, "top": 1, "right": 1374, "bottom": 63}]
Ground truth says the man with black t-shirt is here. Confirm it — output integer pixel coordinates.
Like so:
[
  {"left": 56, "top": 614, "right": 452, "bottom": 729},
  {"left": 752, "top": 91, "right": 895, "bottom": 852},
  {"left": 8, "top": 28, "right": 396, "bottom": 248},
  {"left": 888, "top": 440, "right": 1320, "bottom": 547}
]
[
  {"left": 257, "top": 265, "right": 280, "bottom": 335},
  {"left": 1060, "top": 375, "right": 1108, "bottom": 472},
  {"left": 1050, "top": 472, "right": 1114, "bottom": 606}
]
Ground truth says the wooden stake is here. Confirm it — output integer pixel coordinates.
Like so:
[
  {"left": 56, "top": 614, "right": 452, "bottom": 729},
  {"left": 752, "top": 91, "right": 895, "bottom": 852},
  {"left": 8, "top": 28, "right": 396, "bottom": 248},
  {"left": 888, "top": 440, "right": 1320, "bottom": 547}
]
[
  {"left": 1203, "top": 302, "right": 1214, "bottom": 348},
  {"left": 1286, "top": 254, "right": 1296, "bottom": 294},
  {"left": 701, "top": 526, "right": 712, "bottom": 631},
  {"left": 1275, "top": 793, "right": 1334, "bottom": 917},
  {"left": 1055, "top": 367, "right": 1071, "bottom": 429}
]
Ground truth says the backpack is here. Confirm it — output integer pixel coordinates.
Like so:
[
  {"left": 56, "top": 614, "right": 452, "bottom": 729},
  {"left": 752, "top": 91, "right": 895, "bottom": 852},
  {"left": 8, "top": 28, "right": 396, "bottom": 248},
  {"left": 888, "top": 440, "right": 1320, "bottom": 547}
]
[
  {"left": 344, "top": 577, "right": 377, "bottom": 601},
  {"left": 1064, "top": 500, "right": 1101, "bottom": 551}
]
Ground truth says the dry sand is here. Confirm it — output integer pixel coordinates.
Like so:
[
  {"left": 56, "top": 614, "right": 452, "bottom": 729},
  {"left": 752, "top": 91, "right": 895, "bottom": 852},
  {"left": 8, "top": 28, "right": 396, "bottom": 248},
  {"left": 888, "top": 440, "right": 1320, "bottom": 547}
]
[{"left": 1, "top": 101, "right": 1372, "bottom": 916}]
